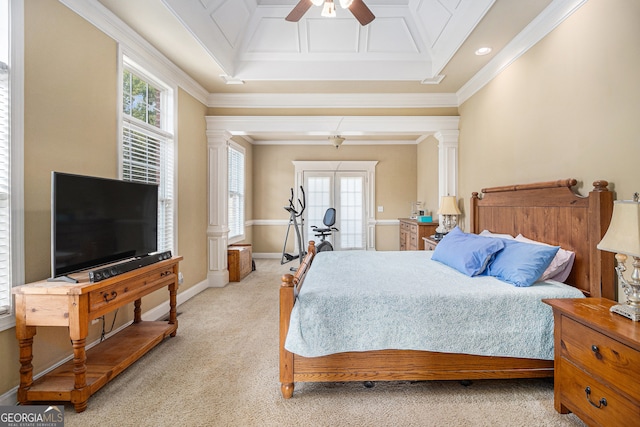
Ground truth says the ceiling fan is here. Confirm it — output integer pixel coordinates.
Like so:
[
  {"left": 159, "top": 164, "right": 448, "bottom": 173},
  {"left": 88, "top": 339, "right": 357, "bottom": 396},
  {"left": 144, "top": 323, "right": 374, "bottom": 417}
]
[{"left": 286, "top": 0, "right": 375, "bottom": 26}]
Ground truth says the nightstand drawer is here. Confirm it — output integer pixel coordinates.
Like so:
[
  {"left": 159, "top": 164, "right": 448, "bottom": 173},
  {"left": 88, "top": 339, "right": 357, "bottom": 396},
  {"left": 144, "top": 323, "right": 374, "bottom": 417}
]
[
  {"left": 560, "top": 316, "right": 640, "bottom": 401},
  {"left": 557, "top": 360, "right": 639, "bottom": 427}
]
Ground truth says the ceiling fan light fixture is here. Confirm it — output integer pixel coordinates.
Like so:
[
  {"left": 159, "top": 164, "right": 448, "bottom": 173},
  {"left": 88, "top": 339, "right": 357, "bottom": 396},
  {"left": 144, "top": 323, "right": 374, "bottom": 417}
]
[
  {"left": 321, "top": 0, "right": 337, "bottom": 17},
  {"left": 340, "top": 0, "right": 354, "bottom": 8},
  {"left": 311, "top": 0, "right": 324, "bottom": 6},
  {"left": 329, "top": 135, "right": 345, "bottom": 149}
]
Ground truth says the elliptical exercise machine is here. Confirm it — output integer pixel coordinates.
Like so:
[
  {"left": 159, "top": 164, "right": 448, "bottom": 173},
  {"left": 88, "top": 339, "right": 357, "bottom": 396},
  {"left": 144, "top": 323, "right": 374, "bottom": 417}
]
[
  {"left": 281, "top": 187, "right": 306, "bottom": 270},
  {"left": 312, "top": 208, "right": 339, "bottom": 252}
]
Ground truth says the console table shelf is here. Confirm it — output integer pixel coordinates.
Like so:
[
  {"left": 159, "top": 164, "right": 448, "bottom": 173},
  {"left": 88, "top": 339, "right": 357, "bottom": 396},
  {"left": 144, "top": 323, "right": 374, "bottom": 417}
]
[{"left": 13, "top": 256, "right": 182, "bottom": 412}]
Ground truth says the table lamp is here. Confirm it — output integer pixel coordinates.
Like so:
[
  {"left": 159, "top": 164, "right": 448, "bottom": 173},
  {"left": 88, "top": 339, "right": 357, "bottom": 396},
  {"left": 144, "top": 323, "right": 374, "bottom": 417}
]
[
  {"left": 597, "top": 197, "right": 640, "bottom": 321},
  {"left": 437, "top": 195, "right": 461, "bottom": 234}
]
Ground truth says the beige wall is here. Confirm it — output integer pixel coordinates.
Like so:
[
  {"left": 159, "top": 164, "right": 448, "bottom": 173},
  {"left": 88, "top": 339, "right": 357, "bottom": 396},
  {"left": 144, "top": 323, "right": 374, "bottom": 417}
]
[
  {"left": 251, "top": 144, "right": 423, "bottom": 253},
  {"left": 0, "top": 1, "right": 209, "bottom": 396},
  {"left": 416, "top": 136, "right": 440, "bottom": 218},
  {"left": 458, "top": 0, "right": 640, "bottom": 230}
]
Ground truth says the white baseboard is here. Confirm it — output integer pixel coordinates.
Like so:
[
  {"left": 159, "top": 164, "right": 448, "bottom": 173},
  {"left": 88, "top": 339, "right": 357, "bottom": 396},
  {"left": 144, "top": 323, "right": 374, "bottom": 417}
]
[{"left": 0, "top": 277, "right": 210, "bottom": 407}]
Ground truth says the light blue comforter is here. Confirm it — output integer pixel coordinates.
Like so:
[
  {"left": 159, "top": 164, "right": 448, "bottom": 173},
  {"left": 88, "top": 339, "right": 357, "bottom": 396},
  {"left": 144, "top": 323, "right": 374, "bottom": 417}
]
[{"left": 284, "top": 250, "right": 584, "bottom": 359}]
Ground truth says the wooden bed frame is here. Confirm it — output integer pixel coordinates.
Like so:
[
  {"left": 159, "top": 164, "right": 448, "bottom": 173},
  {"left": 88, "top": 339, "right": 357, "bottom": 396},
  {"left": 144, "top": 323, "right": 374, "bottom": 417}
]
[{"left": 279, "top": 179, "right": 615, "bottom": 398}]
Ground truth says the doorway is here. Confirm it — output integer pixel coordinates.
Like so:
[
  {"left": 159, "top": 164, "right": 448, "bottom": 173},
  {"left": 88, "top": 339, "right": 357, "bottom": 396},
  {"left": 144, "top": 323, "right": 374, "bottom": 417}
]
[
  {"left": 304, "top": 171, "right": 366, "bottom": 251},
  {"left": 293, "top": 161, "right": 377, "bottom": 251}
]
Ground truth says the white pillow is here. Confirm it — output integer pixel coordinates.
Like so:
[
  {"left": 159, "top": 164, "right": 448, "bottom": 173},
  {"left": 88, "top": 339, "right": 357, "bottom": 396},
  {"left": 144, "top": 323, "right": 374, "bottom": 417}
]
[
  {"left": 514, "top": 234, "right": 575, "bottom": 282},
  {"left": 479, "top": 230, "right": 515, "bottom": 240}
]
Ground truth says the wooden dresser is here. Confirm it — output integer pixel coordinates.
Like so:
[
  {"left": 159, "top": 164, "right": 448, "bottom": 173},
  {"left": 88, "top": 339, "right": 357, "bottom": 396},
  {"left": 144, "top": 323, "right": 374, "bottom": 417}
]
[
  {"left": 399, "top": 218, "right": 438, "bottom": 251},
  {"left": 543, "top": 298, "right": 640, "bottom": 426}
]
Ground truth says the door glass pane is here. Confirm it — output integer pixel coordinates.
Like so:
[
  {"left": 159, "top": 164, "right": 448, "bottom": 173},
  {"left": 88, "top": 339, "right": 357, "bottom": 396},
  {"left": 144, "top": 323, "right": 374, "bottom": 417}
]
[
  {"left": 339, "top": 176, "right": 364, "bottom": 249},
  {"left": 305, "top": 176, "right": 331, "bottom": 246}
]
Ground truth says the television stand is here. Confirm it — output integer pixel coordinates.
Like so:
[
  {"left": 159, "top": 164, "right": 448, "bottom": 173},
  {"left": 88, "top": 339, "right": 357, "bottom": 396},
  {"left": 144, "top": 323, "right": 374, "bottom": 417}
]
[{"left": 12, "top": 256, "right": 182, "bottom": 412}]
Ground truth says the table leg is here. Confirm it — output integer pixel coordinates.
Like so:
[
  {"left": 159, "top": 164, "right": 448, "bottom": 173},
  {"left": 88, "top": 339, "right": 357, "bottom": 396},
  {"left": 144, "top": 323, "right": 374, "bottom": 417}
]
[
  {"left": 134, "top": 298, "right": 142, "bottom": 323},
  {"left": 16, "top": 326, "right": 36, "bottom": 405},
  {"left": 169, "top": 281, "right": 178, "bottom": 337}
]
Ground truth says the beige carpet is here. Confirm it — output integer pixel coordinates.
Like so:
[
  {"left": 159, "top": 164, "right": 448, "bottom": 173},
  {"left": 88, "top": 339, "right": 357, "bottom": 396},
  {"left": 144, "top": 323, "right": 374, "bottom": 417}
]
[{"left": 63, "top": 259, "right": 586, "bottom": 427}]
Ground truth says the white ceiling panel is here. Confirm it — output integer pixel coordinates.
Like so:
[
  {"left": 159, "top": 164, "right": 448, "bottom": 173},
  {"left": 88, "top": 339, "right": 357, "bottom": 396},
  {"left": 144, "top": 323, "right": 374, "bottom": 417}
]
[
  {"left": 367, "top": 17, "right": 418, "bottom": 53},
  {"left": 307, "top": 19, "right": 360, "bottom": 53},
  {"left": 211, "top": 0, "right": 251, "bottom": 48},
  {"left": 247, "top": 18, "right": 302, "bottom": 53}
]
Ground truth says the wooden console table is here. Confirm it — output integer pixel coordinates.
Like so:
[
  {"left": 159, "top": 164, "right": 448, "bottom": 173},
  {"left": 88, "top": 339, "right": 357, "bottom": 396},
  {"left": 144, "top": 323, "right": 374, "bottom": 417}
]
[{"left": 12, "top": 256, "right": 182, "bottom": 412}]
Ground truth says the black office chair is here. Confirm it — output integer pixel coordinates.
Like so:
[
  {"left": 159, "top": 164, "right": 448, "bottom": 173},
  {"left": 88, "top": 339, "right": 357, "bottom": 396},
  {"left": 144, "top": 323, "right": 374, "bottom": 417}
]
[{"left": 311, "top": 208, "right": 339, "bottom": 252}]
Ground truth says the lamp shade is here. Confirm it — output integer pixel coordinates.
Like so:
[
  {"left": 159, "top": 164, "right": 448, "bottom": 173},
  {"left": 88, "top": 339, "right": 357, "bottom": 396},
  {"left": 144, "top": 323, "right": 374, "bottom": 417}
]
[
  {"left": 597, "top": 200, "right": 640, "bottom": 257},
  {"left": 437, "top": 196, "right": 461, "bottom": 215}
]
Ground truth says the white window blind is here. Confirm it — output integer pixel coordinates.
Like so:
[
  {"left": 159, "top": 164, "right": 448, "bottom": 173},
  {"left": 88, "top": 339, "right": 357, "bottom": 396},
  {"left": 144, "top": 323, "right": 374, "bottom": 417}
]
[
  {"left": 122, "top": 62, "right": 174, "bottom": 253},
  {"left": 228, "top": 144, "right": 245, "bottom": 240},
  {"left": 0, "top": 0, "right": 11, "bottom": 317},
  {"left": 0, "top": 60, "right": 9, "bottom": 315}
]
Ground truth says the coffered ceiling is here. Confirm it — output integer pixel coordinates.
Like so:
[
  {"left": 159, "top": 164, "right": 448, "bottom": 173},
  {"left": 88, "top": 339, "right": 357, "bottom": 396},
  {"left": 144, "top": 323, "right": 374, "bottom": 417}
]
[
  {"left": 87, "top": 0, "right": 583, "bottom": 145},
  {"left": 94, "top": 0, "right": 576, "bottom": 96}
]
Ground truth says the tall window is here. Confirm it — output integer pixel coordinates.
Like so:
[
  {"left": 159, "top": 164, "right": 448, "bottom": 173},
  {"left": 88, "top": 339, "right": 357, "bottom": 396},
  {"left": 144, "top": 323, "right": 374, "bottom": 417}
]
[
  {"left": 228, "top": 142, "right": 245, "bottom": 241},
  {"left": 0, "top": 0, "right": 10, "bottom": 316},
  {"left": 0, "top": 0, "right": 23, "bottom": 330},
  {"left": 122, "top": 59, "right": 174, "bottom": 253}
]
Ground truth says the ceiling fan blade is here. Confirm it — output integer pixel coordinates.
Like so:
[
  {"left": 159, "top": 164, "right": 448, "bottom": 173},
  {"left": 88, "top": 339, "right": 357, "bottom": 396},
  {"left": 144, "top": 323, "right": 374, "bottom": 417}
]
[
  {"left": 349, "top": 0, "right": 375, "bottom": 26},
  {"left": 286, "top": 0, "right": 314, "bottom": 22}
]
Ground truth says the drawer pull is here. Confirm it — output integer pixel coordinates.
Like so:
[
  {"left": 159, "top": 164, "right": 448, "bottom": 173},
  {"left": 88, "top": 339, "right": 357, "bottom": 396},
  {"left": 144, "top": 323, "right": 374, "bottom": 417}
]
[
  {"left": 103, "top": 291, "right": 117, "bottom": 302},
  {"left": 585, "top": 386, "right": 607, "bottom": 409},
  {"left": 591, "top": 344, "right": 603, "bottom": 360}
]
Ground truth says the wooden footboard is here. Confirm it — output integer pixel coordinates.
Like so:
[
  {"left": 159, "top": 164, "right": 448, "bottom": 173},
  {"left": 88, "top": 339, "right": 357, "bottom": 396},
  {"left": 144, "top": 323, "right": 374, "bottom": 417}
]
[{"left": 279, "top": 180, "right": 614, "bottom": 398}]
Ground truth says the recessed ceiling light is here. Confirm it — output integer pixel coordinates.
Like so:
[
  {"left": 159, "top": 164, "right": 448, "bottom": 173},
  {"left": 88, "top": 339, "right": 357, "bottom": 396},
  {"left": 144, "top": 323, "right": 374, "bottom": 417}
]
[{"left": 475, "top": 47, "right": 492, "bottom": 56}]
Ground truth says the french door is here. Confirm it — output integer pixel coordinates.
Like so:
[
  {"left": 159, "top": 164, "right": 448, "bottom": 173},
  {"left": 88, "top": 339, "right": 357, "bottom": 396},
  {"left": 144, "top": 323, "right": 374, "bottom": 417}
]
[{"left": 304, "top": 171, "right": 366, "bottom": 251}]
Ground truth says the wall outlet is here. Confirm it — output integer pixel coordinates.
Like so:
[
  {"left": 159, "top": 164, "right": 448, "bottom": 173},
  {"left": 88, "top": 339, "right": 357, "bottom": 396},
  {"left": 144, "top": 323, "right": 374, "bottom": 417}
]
[{"left": 377, "top": 206, "right": 384, "bottom": 212}]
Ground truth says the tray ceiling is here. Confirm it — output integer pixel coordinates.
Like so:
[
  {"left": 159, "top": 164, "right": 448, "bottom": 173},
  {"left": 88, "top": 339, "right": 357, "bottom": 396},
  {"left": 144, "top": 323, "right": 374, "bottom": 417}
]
[
  {"left": 95, "top": 0, "right": 565, "bottom": 94},
  {"left": 162, "top": 0, "right": 496, "bottom": 84}
]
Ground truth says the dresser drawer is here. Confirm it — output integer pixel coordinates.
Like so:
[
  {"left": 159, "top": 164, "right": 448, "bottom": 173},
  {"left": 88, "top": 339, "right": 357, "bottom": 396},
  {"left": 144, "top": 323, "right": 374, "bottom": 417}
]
[
  {"left": 89, "top": 269, "right": 175, "bottom": 314},
  {"left": 561, "top": 316, "right": 640, "bottom": 401},
  {"left": 557, "top": 359, "right": 639, "bottom": 426}
]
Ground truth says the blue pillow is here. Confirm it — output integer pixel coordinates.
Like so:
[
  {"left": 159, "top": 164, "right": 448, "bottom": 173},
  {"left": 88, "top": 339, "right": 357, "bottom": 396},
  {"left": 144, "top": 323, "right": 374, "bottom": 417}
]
[
  {"left": 485, "top": 239, "right": 560, "bottom": 287},
  {"left": 432, "top": 227, "right": 505, "bottom": 276}
]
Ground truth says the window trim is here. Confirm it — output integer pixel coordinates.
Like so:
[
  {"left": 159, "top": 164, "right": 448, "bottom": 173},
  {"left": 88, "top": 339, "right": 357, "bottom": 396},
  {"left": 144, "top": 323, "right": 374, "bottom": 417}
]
[
  {"left": 0, "top": 0, "right": 24, "bottom": 332},
  {"left": 228, "top": 140, "right": 245, "bottom": 244}
]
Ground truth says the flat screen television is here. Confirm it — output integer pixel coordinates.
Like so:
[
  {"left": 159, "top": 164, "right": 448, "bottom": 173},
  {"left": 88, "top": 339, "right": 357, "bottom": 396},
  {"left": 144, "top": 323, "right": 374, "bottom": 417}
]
[{"left": 51, "top": 172, "right": 158, "bottom": 280}]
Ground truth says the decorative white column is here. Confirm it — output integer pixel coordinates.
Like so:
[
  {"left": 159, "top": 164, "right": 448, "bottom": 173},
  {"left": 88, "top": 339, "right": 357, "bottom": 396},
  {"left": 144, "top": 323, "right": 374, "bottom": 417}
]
[
  {"left": 206, "top": 129, "right": 231, "bottom": 287},
  {"left": 435, "top": 130, "right": 460, "bottom": 216}
]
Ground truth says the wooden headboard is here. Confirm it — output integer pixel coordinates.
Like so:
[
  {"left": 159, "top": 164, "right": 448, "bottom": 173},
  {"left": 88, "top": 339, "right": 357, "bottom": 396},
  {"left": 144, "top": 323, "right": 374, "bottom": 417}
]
[{"left": 469, "top": 179, "right": 615, "bottom": 299}]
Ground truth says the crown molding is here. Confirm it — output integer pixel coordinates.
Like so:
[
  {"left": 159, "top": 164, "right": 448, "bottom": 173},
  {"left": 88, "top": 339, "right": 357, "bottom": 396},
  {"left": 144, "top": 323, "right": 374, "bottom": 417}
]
[
  {"left": 206, "top": 115, "right": 459, "bottom": 134},
  {"left": 59, "top": 0, "right": 209, "bottom": 105},
  {"left": 456, "top": 0, "right": 588, "bottom": 105},
  {"left": 207, "top": 92, "right": 459, "bottom": 109}
]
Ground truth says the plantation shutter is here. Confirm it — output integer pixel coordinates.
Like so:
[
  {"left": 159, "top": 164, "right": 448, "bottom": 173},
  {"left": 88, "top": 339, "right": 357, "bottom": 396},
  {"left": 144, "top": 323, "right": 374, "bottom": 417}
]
[{"left": 228, "top": 144, "right": 245, "bottom": 240}]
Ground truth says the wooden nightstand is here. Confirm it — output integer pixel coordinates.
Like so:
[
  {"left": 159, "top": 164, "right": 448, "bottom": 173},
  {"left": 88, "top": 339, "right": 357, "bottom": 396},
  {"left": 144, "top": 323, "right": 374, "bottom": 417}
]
[
  {"left": 543, "top": 298, "right": 640, "bottom": 427},
  {"left": 422, "top": 236, "right": 440, "bottom": 251}
]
